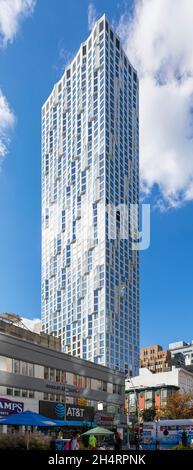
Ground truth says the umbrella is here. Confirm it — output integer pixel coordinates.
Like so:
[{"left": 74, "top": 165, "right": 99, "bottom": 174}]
[
  {"left": 0, "top": 410, "right": 64, "bottom": 449},
  {"left": 0, "top": 410, "right": 61, "bottom": 427},
  {"left": 81, "top": 426, "right": 114, "bottom": 436}
]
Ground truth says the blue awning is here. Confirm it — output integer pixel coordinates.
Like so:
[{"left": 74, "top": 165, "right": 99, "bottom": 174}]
[
  {"left": 0, "top": 410, "right": 60, "bottom": 426},
  {"left": 55, "top": 420, "right": 96, "bottom": 427}
]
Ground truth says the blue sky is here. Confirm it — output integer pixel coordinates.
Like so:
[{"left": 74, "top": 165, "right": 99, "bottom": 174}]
[{"left": 0, "top": 0, "right": 192, "bottom": 348}]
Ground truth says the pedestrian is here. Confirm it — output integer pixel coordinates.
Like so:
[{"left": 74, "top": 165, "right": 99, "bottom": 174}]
[
  {"left": 114, "top": 432, "right": 123, "bottom": 451},
  {"left": 134, "top": 433, "right": 140, "bottom": 450},
  {"left": 88, "top": 434, "right": 97, "bottom": 449},
  {"left": 70, "top": 431, "right": 80, "bottom": 450},
  {"left": 49, "top": 437, "right": 56, "bottom": 450},
  {"left": 57, "top": 429, "right": 63, "bottom": 439},
  {"left": 181, "top": 430, "right": 188, "bottom": 448}
]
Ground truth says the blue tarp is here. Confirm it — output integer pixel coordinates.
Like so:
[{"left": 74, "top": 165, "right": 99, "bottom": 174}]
[
  {"left": 55, "top": 420, "right": 96, "bottom": 427},
  {"left": 0, "top": 410, "right": 96, "bottom": 428},
  {"left": 0, "top": 410, "right": 62, "bottom": 426}
]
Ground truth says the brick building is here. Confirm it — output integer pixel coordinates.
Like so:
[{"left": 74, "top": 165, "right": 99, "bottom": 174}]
[{"left": 140, "top": 345, "right": 172, "bottom": 372}]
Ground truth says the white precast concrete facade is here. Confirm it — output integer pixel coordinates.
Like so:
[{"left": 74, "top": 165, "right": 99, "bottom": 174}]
[
  {"left": 41, "top": 15, "right": 139, "bottom": 373},
  {"left": 125, "top": 367, "right": 193, "bottom": 393}
]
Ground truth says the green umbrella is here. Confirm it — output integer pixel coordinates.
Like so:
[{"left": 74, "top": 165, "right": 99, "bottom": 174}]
[{"left": 81, "top": 426, "right": 114, "bottom": 436}]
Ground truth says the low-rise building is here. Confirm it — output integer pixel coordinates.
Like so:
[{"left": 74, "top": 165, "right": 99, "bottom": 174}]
[
  {"left": 0, "top": 316, "right": 126, "bottom": 433},
  {"left": 125, "top": 366, "right": 193, "bottom": 419},
  {"left": 169, "top": 340, "right": 193, "bottom": 366},
  {"left": 140, "top": 344, "right": 172, "bottom": 372},
  {"left": 140, "top": 344, "right": 185, "bottom": 373}
]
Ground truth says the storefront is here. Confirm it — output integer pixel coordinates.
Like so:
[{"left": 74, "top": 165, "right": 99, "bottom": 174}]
[
  {"left": 0, "top": 321, "right": 126, "bottom": 438},
  {"left": 0, "top": 397, "right": 24, "bottom": 417},
  {"left": 39, "top": 400, "right": 95, "bottom": 431}
]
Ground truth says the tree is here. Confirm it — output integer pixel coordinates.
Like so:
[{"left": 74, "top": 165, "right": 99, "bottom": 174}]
[
  {"left": 142, "top": 408, "right": 156, "bottom": 422},
  {"left": 161, "top": 391, "right": 193, "bottom": 419}
]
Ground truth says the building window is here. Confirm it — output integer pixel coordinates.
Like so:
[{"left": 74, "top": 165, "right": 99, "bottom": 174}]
[
  {"left": 28, "top": 363, "right": 34, "bottom": 377},
  {"left": 50, "top": 369, "right": 55, "bottom": 382},
  {"left": 56, "top": 370, "right": 61, "bottom": 382},
  {"left": 21, "top": 361, "right": 27, "bottom": 375},
  {"left": 99, "top": 20, "right": 104, "bottom": 33},
  {"left": 44, "top": 367, "right": 49, "bottom": 380},
  {"left": 102, "top": 381, "right": 107, "bottom": 392},
  {"left": 116, "top": 38, "right": 120, "bottom": 50},
  {"left": 13, "top": 360, "right": 20, "bottom": 374}
]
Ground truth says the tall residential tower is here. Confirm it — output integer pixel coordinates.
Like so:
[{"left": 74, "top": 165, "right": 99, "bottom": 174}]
[{"left": 41, "top": 15, "right": 139, "bottom": 374}]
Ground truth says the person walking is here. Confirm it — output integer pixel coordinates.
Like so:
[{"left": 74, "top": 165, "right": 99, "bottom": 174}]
[
  {"left": 88, "top": 434, "right": 97, "bottom": 450},
  {"left": 134, "top": 433, "right": 140, "bottom": 450},
  {"left": 181, "top": 430, "right": 188, "bottom": 448},
  {"left": 70, "top": 431, "right": 80, "bottom": 450},
  {"left": 114, "top": 432, "right": 123, "bottom": 451}
]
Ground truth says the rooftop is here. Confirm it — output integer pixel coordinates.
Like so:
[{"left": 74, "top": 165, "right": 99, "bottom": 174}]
[{"left": 0, "top": 317, "right": 61, "bottom": 352}]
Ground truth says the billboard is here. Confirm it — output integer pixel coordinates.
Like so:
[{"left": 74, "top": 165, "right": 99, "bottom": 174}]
[
  {"left": 0, "top": 398, "right": 24, "bottom": 417},
  {"left": 39, "top": 401, "right": 94, "bottom": 422}
]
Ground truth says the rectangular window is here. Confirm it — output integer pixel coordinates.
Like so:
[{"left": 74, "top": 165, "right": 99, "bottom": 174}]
[
  {"left": 28, "top": 363, "right": 34, "bottom": 377},
  {"left": 13, "top": 360, "right": 20, "bottom": 374},
  {"left": 21, "top": 362, "right": 27, "bottom": 375},
  {"left": 99, "top": 20, "right": 104, "bottom": 32}
]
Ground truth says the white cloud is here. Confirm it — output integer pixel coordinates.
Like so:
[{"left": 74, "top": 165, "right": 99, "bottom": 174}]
[
  {"left": 0, "top": 89, "right": 15, "bottom": 163},
  {"left": 0, "top": 1, "right": 36, "bottom": 166},
  {"left": 88, "top": 2, "right": 97, "bottom": 31},
  {"left": 0, "top": 0, "right": 36, "bottom": 47},
  {"left": 22, "top": 317, "right": 41, "bottom": 332},
  {"left": 117, "top": 0, "right": 193, "bottom": 207}
]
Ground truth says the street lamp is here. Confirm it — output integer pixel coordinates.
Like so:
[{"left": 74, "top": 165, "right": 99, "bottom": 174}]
[
  {"left": 126, "top": 376, "right": 141, "bottom": 440},
  {"left": 64, "top": 381, "right": 67, "bottom": 423}
]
